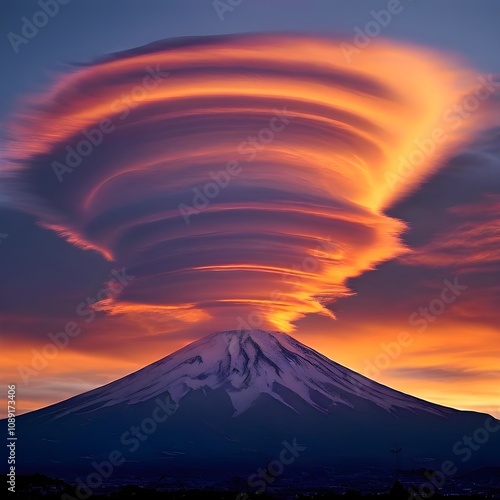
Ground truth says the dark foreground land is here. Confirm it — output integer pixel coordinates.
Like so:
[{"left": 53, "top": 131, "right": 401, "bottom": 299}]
[{"left": 4, "top": 474, "right": 500, "bottom": 500}]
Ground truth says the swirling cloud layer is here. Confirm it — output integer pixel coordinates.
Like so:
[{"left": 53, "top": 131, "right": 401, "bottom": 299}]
[{"left": 1, "top": 34, "right": 483, "bottom": 332}]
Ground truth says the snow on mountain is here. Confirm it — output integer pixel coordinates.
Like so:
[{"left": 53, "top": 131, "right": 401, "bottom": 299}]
[
  {"left": 53, "top": 329, "right": 453, "bottom": 419},
  {"left": 7, "top": 329, "right": 500, "bottom": 481}
]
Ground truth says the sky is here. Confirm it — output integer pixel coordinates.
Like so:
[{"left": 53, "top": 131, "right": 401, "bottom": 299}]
[{"left": 0, "top": 0, "right": 499, "bottom": 418}]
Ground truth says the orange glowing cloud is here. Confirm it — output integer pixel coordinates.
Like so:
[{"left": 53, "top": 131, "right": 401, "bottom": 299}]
[
  {"left": 402, "top": 194, "right": 500, "bottom": 270},
  {"left": 1, "top": 34, "right": 488, "bottom": 333}
]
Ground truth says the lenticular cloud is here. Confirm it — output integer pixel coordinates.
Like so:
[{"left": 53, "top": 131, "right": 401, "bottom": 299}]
[{"left": 1, "top": 34, "right": 482, "bottom": 331}]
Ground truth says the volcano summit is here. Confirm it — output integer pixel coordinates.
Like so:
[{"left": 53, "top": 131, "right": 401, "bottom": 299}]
[{"left": 7, "top": 330, "right": 500, "bottom": 484}]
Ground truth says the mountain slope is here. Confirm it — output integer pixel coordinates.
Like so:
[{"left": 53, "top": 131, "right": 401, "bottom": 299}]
[
  {"left": 5, "top": 330, "right": 500, "bottom": 483},
  {"left": 50, "top": 329, "right": 453, "bottom": 419}
]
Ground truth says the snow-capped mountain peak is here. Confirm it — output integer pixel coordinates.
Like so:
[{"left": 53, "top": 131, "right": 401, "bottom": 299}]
[{"left": 53, "top": 329, "right": 453, "bottom": 419}]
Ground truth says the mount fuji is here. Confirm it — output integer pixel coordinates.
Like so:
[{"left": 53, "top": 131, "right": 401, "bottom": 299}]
[{"left": 7, "top": 329, "right": 500, "bottom": 483}]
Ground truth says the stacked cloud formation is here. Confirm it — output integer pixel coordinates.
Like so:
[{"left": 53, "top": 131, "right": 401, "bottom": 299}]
[{"left": 1, "top": 34, "right": 484, "bottom": 331}]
